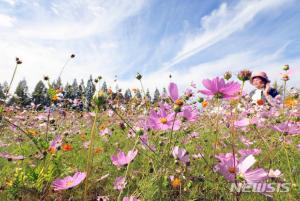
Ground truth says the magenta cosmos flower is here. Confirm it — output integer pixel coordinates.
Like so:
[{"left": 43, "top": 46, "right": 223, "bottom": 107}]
[
  {"left": 148, "top": 105, "right": 181, "bottom": 131},
  {"left": 114, "top": 176, "right": 127, "bottom": 191},
  {"left": 111, "top": 149, "right": 138, "bottom": 168},
  {"left": 172, "top": 146, "right": 190, "bottom": 165},
  {"left": 180, "top": 105, "right": 198, "bottom": 122},
  {"left": 273, "top": 121, "right": 300, "bottom": 135},
  {"left": 168, "top": 82, "right": 180, "bottom": 102},
  {"left": 199, "top": 77, "right": 240, "bottom": 99},
  {"left": 51, "top": 172, "right": 86, "bottom": 191},
  {"left": 215, "top": 154, "right": 268, "bottom": 184}
]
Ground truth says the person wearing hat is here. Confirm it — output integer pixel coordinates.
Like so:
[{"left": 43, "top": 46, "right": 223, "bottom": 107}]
[{"left": 249, "top": 72, "right": 279, "bottom": 105}]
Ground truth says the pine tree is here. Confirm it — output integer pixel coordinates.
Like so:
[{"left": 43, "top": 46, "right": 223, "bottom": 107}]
[
  {"left": 101, "top": 81, "right": 108, "bottom": 92},
  {"left": 85, "top": 75, "right": 96, "bottom": 110},
  {"left": 124, "top": 89, "right": 132, "bottom": 101},
  {"left": 64, "top": 83, "right": 73, "bottom": 99},
  {"left": 53, "top": 77, "right": 63, "bottom": 89},
  {"left": 13, "top": 79, "right": 31, "bottom": 106},
  {"left": 32, "top": 80, "right": 48, "bottom": 106},
  {"left": 0, "top": 84, "right": 5, "bottom": 100},
  {"left": 146, "top": 88, "right": 151, "bottom": 101},
  {"left": 162, "top": 87, "right": 167, "bottom": 98},
  {"left": 153, "top": 88, "right": 160, "bottom": 102},
  {"left": 135, "top": 89, "right": 142, "bottom": 99},
  {"left": 78, "top": 79, "right": 85, "bottom": 98},
  {"left": 71, "top": 79, "right": 80, "bottom": 99}
]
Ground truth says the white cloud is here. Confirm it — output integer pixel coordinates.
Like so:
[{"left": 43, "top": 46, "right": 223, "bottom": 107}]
[
  {"left": 118, "top": 44, "right": 299, "bottom": 94},
  {"left": 0, "top": 13, "right": 14, "bottom": 27},
  {"left": 0, "top": 0, "right": 148, "bottom": 91},
  {"left": 163, "top": 0, "right": 291, "bottom": 69},
  {"left": 16, "top": 0, "right": 147, "bottom": 40}
]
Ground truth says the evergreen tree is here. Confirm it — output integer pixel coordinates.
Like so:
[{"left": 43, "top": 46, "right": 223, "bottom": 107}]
[
  {"left": 78, "top": 79, "right": 85, "bottom": 98},
  {"left": 135, "top": 89, "right": 142, "bottom": 99},
  {"left": 64, "top": 83, "right": 73, "bottom": 99},
  {"left": 162, "top": 87, "right": 167, "bottom": 98},
  {"left": 71, "top": 79, "right": 80, "bottom": 99},
  {"left": 85, "top": 75, "right": 96, "bottom": 110},
  {"left": 101, "top": 81, "right": 108, "bottom": 92},
  {"left": 124, "top": 89, "right": 132, "bottom": 101},
  {"left": 32, "top": 80, "right": 48, "bottom": 106},
  {"left": 145, "top": 88, "right": 151, "bottom": 101},
  {"left": 0, "top": 84, "right": 5, "bottom": 100},
  {"left": 13, "top": 79, "right": 31, "bottom": 106},
  {"left": 53, "top": 77, "right": 63, "bottom": 89},
  {"left": 153, "top": 88, "right": 160, "bottom": 102}
]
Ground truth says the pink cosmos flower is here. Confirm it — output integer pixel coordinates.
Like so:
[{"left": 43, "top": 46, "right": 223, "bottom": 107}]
[
  {"left": 123, "top": 195, "right": 140, "bottom": 201},
  {"left": 168, "top": 82, "right": 179, "bottom": 102},
  {"left": 0, "top": 152, "right": 25, "bottom": 160},
  {"left": 199, "top": 77, "right": 240, "bottom": 99},
  {"left": 238, "top": 149, "right": 261, "bottom": 159},
  {"left": 48, "top": 135, "right": 62, "bottom": 153},
  {"left": 234, "top": 118, "right": 250, "bottom": 128},
  {"left": 239, "top": 136, "right": 254, "bottom": 146},
  {"left": 215, "top": 154, "right": 268, "bottom": 184},
  {"left": 99, "top": 128, "right": 112, "bottom": 136},
  {"left": 114, "top": 176, "right": 126, "bottom": 191},
  {"left": 51, "top": 172, "right": 86, "bottom": 191},
  {"left": 111, "top": 149, "right": 138, "bottom": 168},
  {"left": 181, "top": 106, "right": 198, "bottom": 122},
  {"left": 148, "top": 105, "right": 180, "bottom": 131},
  {"left": 273, "top": 121, "right": 300, "bottom": 135},
  {"left": 172, "top": 146, "right": 190, "bottom": 164},
  {"left": 268, "top": 169, "right": 282, "bottom": 178}
]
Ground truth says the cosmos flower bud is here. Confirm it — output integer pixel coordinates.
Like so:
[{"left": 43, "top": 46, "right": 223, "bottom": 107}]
[
  {"left": 174, "top": 105, "right": 181, "bottom": 113},
  {"left": 281, "top": 73, "right": 289, "bottom": 81},
  {"left": 136, "top": 129, "right": 144, "bottom": 136},
  {"left": 282, "top": 64, "right": 289, "bottom": 71},
  {"left": 136, "top": 73, "right": 142, "bottom": 80},
  {"left": 223, "top": 71, "right": 232, "bottom": 80},
  {"left": 16, "top": 57, "right": 22, "bottom": 64},
  {"left": 70, "top": 54, "right": 75, "bottom": 58},
  {"left": 198, "top": 97, "right": 204, "bottom": 103},
  {"left": 237, "top": 69, "right": 252, "bottom": 81},
  {"left": 43, "top": 75, "right": 49, "bottom": 81}
]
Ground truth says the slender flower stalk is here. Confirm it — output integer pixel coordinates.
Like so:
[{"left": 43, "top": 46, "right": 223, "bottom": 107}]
[
  {"left": 83, "top": 109, "right": 98, "bottom": 201},
  {"left": 5, "top": 58, "right": 22, "bottom": 99},
  {"left": 58, "top": 54, "right": 75, "bottom": 78}
]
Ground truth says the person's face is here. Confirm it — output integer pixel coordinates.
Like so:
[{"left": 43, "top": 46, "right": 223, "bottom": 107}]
[{"left": 252, "top": 77, "right": 265, "bottom": 89}]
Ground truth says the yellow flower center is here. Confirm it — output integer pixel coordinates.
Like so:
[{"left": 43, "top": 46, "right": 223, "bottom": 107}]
[
  {"left": 66, "top": 181, "right": 74, "bottom": 187},
  {"left": 159, "top": 118, "right": 168, "bottom": 124}
]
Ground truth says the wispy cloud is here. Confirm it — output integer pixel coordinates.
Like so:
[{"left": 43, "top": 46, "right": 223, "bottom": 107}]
[{"left": 163, "top": 0, "right": 292, "bottom": 69}]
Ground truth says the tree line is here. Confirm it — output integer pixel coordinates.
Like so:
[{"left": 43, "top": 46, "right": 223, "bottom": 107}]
[{"left": 0, "top": 75, "right": 165, "bottom": 110}]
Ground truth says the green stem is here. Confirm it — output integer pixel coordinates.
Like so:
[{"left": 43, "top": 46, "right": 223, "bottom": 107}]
[
  {"left": 83, "top": 109, "right": 99, "bottom": 201},
  {"left": 5, "top": 63, "right": 19, "bottom": 99}
]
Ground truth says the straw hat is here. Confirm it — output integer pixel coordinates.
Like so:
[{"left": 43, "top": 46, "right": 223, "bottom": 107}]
[{"left": 250, "top": 72, "right": 270, "bottom": 84}]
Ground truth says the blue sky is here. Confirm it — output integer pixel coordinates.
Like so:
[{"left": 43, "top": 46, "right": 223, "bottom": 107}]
[{"left": 0, "top": 0, "right": 299, "bottom": 93}]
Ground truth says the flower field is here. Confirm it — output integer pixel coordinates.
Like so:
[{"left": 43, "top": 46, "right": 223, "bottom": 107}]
[{"left": 0, "top": 62, "right": 300, "bottom": 201}]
